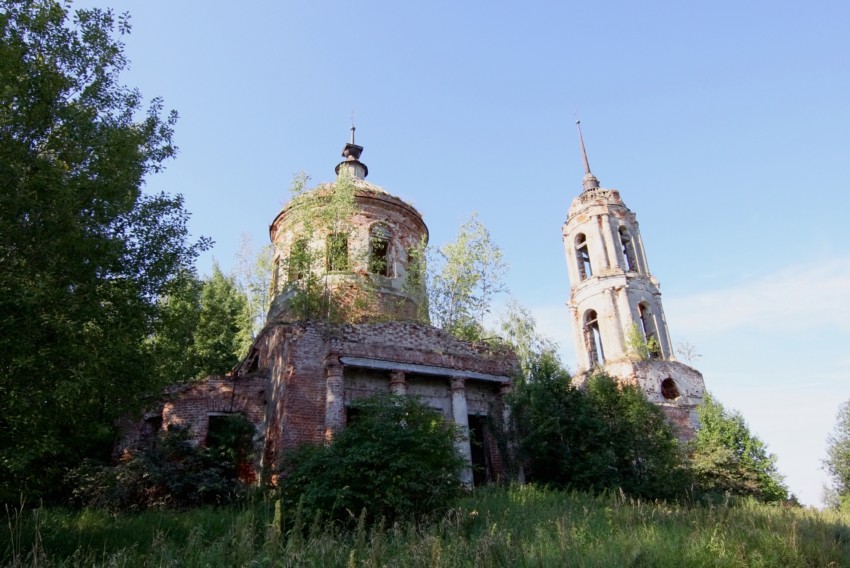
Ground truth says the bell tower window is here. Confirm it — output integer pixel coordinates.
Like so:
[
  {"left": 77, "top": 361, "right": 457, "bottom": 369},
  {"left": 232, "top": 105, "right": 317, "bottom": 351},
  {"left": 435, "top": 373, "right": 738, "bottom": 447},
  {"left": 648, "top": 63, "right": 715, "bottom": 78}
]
[
  {"left": 638, "top": 303, "right": 660, "bottom": 359},
  {"left": 619, "top": 226, "right": 637, "bottom": 272},
  {"left": 368, "top": 224, "right": 392, "bottom": 276},
  {"left": 583, "top": 309, "right": 604, "bottom": 366},
  {"left": 576, "top": 233, "right": 592, "bottom": 280}
]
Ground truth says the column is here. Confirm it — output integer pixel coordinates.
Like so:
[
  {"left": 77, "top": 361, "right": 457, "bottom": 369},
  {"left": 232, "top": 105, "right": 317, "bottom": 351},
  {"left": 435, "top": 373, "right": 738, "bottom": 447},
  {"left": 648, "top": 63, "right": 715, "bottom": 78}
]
[
  {"left": 389, "top": 370, "right": 407, "bottom": 395},
  {"left": 601, "top": 214, "right": 621, "bottom": 271},
  {"left": 324, "top": 353, "right": 344, "bottom": 441},
  {"left": 499, "top": 383, "right": 524, "bottom": 483},
  {"left": 654, "top": 303, "right": 674, "bottom": 359},
  {"left": 632, "top": 224, "right": 651, "bottom": 275},
  {"left": 593, "top": 216, "right": 611, "bottom": 270},
  {"left": 451, "top": 377, "right": 473, "bottom": 487}
]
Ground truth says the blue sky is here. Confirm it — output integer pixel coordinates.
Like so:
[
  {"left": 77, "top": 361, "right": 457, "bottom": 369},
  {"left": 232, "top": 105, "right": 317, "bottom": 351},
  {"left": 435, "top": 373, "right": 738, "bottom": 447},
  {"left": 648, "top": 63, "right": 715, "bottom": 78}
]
[{"left": 76, "top": 0, "right": 849, "bottom": 506}]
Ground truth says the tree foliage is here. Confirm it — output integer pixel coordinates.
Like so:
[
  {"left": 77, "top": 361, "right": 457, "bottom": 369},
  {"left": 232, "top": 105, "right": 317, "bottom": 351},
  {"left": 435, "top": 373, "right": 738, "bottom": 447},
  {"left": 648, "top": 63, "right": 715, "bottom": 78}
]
[
  {"left": 498, "top": 299, "right": 564, "bottom": 383},
  {"left": 234, "top": 232, "right": 273, "bottom": 348},
  {"left": 0, "top": 0, "right": 208, "bottom": 501},
  {"left": 625, "top": 322, "right": 659, "bottom": 361},
  {"left": 149, "top": 264, "right": 251, "bottom": 384},
  {"left": 192, "top": 263, "right": 251, "bottom": 376},
  {"left": 510, "top": 371, "right": 686, "bottom": 500},
  {"left": 824, "top": 399, "right": 850, "bottom": 510},
  {"left": 280, "top": 394, "right": 464, "bottom": 524},
  {"left": 689, "top": 393, "right": 788, "bottom": 502},
  {"left": 429, "top": 213, "right": 507, "bottom": 340}
]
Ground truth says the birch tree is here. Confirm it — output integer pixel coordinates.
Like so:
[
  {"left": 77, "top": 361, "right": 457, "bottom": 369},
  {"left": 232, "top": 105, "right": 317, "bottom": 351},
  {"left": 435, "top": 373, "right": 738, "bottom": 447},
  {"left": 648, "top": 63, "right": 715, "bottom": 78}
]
[{"left": 429, "top": 213, "right": 507, "bottom": 340}]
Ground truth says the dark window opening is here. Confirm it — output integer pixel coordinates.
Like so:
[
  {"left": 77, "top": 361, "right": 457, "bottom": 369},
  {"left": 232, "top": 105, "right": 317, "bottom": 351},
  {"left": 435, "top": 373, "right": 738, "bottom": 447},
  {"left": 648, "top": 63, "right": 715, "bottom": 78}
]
[
  {"left": 638, "top": 303, "right": 661, "bottom": 359},
  {"left": 576, "top": 234, "right": 592, "bottom": 280},
  {"left": 243, "top": 349, "right": 259, "bottom": 374},
  {"left": 406, "top": 246, "right": 424, "bottom": 290},
  {"left": 619, "top": 226, "right": 637, "bottom": 272},
  {"left": 468, "top": 415, "right": 491, "bottom": 487},
  {"left": 369, "top": 224, "right": 392, "bottom": 276},
  {"left": 206, "top": 414, "right": 254, "bottom": 461},
  {"left": 288, "top": 239, "right": 309, "bottom": 281},
  {"left": 661, "top": 378, "right": 680, "bottom": 400},
  {"left": 271, "top": 258, "right": 280, "bottom": 293},
  {"left": 369, "top": 239, "right": 390, "bottom": 276},
  {"left": 584, "top": 310, "right": 604, "bottom": 366},
  {"left": 326, "top": 233, "right": 349, "bottom": 272},
  {"left": 142, "top": 415, "right": 163, "bottom": 447},
  {"left": 345, "top": 406, "right": 361, "bottom": 426}
]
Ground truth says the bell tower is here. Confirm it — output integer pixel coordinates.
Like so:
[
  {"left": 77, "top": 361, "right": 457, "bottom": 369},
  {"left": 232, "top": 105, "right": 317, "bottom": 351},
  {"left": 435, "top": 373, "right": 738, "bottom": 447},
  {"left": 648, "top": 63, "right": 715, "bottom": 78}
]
[{"left": 562, "top": 122, "right": 705, "bottom": 438}]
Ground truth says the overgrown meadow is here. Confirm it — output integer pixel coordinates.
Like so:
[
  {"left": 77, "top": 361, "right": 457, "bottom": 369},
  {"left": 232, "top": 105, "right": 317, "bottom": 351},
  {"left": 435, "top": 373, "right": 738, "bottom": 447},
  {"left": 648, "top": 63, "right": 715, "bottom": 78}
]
[{"left": 5, "top": 485, "right": 850, "bottom": 567}]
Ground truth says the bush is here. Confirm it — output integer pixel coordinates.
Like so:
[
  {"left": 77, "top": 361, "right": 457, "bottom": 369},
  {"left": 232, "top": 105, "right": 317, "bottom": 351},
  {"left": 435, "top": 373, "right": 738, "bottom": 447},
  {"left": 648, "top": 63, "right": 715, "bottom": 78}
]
[
  {"left": 70, "top": 418, "right": 255, "bottom": 511},
  {"left": 510, "top": 369, "right": 687, "bottom": 500},
  {"left": 280, "top": 394, "right": 465, "bottom": 524}
]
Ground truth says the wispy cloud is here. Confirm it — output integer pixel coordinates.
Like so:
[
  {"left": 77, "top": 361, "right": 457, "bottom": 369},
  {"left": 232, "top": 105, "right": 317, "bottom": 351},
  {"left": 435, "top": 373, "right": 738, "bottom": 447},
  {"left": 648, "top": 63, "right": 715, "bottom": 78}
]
[{"left": 666, "top": 256, "right": 850, "bottom": 334}]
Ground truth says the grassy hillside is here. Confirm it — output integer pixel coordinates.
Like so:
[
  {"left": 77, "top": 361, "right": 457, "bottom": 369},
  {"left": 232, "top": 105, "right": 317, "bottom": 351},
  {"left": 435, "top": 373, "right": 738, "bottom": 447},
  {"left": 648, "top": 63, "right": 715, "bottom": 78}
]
[{"left": 4, "top": 485, "right": 849, "bottom": 567}]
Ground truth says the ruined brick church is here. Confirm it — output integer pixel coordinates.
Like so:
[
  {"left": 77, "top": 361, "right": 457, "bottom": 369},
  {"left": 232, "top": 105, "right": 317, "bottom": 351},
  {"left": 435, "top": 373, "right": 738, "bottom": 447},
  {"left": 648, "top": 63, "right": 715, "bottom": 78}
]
[
  {"left": 126, "top": 129, "right": 516, "bottom": 486},
  {"left": 125, "top": 125, "right": 705, "bottom": 484}
]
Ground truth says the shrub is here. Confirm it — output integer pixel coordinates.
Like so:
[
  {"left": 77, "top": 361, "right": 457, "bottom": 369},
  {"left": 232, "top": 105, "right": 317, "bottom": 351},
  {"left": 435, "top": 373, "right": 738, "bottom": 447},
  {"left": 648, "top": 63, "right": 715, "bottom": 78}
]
[
  {"left": 70, "top": 418, "right": 254, "bottom": 511},
  {"left": 689, "top": 393, "right": 787, "bottom": 502},
  {"left": 510, "top": 370, "right": 687, "bottom": 500},
  {"left": 280, "top": 394, "right": 465, "bottom": 523}
]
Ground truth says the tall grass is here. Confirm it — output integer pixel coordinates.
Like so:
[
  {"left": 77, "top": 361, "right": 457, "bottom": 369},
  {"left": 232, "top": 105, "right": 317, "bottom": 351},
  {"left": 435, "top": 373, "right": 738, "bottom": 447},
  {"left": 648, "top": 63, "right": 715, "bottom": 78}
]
[{"left": 4, "top": 486, "right": 849, "bottom": 567}]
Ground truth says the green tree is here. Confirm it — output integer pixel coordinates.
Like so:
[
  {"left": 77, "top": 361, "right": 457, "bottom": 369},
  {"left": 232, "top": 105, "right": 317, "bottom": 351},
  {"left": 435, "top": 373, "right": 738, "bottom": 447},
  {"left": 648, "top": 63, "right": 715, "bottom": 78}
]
[
  {"left": 584, "top": 374, "right": 686, "bottom": 500},
  {"left": 148, "top": 264, "right": 252, "bottom": 384},
  {"left": 148, "top": 270, "right": 203, "bottom": 385},
  {"left": 280, "top": 394, "right": 464, "bottom": 524},
  {"left": 192, "top": 263, "right": 250, "bottom": 377},
  {"left": 689, "top": 393, "right": 788, "bottom": 502},
  {"left": 429, "top": 213, "right": 507, "bottom": 340},
  {"left": 498, "top": 299, "right": 564, "bottom": 383},
  {"left": 625, "top": 322, "right": 660, "bottom": 361},
  {"left": 234, "top": 232, "right": 273, "bottom": 348},
  {"left": 0, "top": 1, "right": 208, "bottom": 501},
  {"left": 510, "top": 371, "right": 686, "bottom": 500},
  {"left": 824, "top": 399, "right": 850, "bottom": 510}
]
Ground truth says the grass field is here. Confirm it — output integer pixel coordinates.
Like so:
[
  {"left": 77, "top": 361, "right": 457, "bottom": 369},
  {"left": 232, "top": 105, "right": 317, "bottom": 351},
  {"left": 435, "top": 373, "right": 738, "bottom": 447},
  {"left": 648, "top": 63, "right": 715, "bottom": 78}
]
[{"left": 4, "top": 485, "right": 850, "bottom": 567}]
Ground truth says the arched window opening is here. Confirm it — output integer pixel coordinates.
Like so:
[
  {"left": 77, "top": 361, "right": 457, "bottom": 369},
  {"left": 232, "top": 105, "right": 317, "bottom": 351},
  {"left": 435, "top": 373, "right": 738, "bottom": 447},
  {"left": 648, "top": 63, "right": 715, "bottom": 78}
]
[
  {"left": 583, "top": 310, "right": 604, "bottom": 366},
  {"left": 288, "top": 239, "right": 309, "bottom": 281},
  {"left": 575, "top": 234, "right": 592, "bottom": 280},
  {"left": 619, "top": 226, "right": 637, "bottom": 272},
  {"left": 271, "top": 257, "right": 280, "bottom": 294},
  {"left": 406, "top": 246, "right": 424, "bottom": 290},
  {"left": 326, "top": 233, "right": 349, "bottom": 272},
  {"left": 660, "top": 378, "right": 680, "bottom": 400},
  {"left": 368, "top": 224, "right": 392, "bottom": 276},
  {"left": 638, "top": 303, "right": 661, "bottom": 359}
]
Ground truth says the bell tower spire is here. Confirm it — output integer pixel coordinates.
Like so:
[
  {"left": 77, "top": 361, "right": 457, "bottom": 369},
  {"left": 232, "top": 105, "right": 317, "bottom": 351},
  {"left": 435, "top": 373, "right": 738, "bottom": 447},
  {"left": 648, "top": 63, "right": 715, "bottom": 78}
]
[
  {"left": 576, "top": 120, "right": 599, "bottom": 191},
  {"left": 561, "top": 127, "right": 706, "bottom": 439}
]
